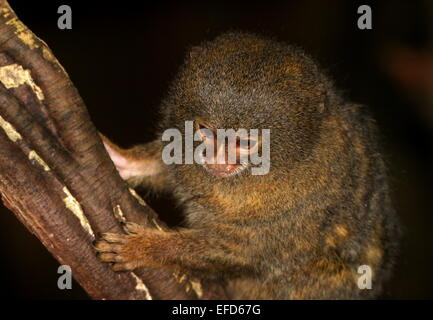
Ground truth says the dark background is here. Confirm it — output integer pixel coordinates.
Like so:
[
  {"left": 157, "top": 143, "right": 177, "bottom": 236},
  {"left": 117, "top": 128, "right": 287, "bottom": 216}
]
[{"left": 0, "top": 0, "right": 432, "bottom": 299}]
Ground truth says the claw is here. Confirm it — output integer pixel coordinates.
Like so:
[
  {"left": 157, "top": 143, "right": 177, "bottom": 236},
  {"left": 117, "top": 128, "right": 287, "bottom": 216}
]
[
  {"left": 99, "top": 252, "right": 120, "bottom": 262},
  {"left": 112, "top": 262, "right": 135, "bottom": 272},
  {"left": 95, "top": 239, "right": 124, "bottom": 253},
  {"left": 101, "top": 232, "right": 128, "bottom": 243}
]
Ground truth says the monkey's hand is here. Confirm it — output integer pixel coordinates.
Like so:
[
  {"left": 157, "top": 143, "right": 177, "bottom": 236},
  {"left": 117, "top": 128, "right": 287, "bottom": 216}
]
[
  {"left": 99, "top": 134, "right": 169, "bottom": 191},
  {"left": 95, "top": 222, "right": 252, "bottom": 274},
  {"left": 95, "top": 222, "right": 168, "bottom": 271},
  {"left": 100, "top": 134, "right": 162, "bottom": 181}
]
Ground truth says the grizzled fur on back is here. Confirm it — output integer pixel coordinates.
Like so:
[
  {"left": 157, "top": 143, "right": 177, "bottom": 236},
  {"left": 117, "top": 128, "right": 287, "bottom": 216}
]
[{"left": 153, "top": 32, "right": 400, "bottom": 299}]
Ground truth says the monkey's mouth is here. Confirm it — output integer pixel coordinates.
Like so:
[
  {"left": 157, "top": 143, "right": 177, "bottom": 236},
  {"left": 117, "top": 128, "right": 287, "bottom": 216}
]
[{"left": 203, "top": 163, "right": 247, "bottom": 178}]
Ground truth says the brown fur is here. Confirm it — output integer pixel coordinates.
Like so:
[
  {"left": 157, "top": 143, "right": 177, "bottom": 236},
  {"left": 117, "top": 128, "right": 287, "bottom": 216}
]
[{"left": 96, "top": 32, "right": 400, "bottom": 299}]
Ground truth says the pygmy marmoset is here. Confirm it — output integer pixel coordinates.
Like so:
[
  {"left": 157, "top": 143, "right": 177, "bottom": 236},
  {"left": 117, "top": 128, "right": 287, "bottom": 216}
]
[{"left": 96, "top": 32, "right": 400, "bottom": 299}]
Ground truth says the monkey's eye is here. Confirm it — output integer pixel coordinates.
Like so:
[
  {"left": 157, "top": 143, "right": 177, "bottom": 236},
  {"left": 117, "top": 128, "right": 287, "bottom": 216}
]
[
  {"left": 237, "top": 137, "right": 258, "bottom": 152},
  {"left": 237, "top": 137, "right": 250, "bottom": 149},
  {"left": 196, "top": 127, "right": 213, "bottom": 141}
]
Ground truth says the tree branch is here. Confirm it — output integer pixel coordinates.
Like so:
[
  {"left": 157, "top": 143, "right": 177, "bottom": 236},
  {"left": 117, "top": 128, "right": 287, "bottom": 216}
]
[{"left": 0, "top": 0, "right": 226, "bottom": 300}]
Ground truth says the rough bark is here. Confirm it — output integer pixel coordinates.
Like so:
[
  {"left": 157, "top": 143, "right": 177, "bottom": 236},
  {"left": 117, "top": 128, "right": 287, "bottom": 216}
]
[{"left": 0, "top": 0, "right": 226, "bottom": 300}]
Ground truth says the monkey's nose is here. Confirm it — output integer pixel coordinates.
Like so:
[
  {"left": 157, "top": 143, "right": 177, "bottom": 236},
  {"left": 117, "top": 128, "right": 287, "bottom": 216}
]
[{"left": 203, "top": 163, "right": 241, "bottom": 178}]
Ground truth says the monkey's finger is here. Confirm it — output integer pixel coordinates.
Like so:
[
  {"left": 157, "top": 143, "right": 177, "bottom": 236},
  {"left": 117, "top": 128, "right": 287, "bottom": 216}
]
[
  {"left": 98, "top": 253, "right": 126, "bottom": 263},
  {"left": 100, "top": 232, "right": 128, "bottom": 243},
  {"left": 94, "top": 240, "right": 123, "bottom": 253},
  {"left": 112, "top": 262, "right": 136, "bottom": 272},
  {"left": 94, "top": 240, "right": 111, "bottom": 252}
]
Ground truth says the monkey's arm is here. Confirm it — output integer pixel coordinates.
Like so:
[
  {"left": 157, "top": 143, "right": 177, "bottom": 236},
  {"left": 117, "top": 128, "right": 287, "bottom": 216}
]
[
  {"left": 95, "top": 222, "right": 252, "bottom": 274},
  {"left": 100, "top": 134, "right": 169, "bottom": 192}
]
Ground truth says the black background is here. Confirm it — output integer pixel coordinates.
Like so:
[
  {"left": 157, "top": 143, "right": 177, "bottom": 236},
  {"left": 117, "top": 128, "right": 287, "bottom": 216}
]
[{"left": 0, "top": 0, "right": 432, "bottom": 299}]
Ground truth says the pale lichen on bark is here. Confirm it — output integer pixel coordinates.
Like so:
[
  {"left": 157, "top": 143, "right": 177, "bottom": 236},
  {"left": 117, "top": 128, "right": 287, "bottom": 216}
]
[
  {"left": 173, "top": 270, "right": 203, "bottom": 298},
  {"left": 0, "top": 64, "right": 44, "bottom": 100},
  {"left": 190, "top": 280, "right": 203, "bottom": 299},
  {"left": 0, "top": 115, "right": 22, "bottom": 142},
  {"left": 63, "top": 187, "right": 95, "bottom": 238},
  {"left": 28, "top": 150, "right": 50, "bottom": 171},
  {"left": 1, "top": 7, "right": 11, "bottom": 18},
  {"left": 130, "top": 272, "right": 153, "bottom": 300},
  {"left": 3, "top": 8, "right": 39, "bottom": 50},
  {"left": 128, "top": 188, "right": 147, "bottom": 207},
  {"left": 113, "top": 204, "right": 127, "bottom": 224}
]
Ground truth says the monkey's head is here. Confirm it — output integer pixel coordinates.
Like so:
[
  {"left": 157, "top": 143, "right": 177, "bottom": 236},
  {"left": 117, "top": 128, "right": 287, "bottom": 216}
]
[{"left": 160, "top": 32, "right": 331, "bottom": 182}]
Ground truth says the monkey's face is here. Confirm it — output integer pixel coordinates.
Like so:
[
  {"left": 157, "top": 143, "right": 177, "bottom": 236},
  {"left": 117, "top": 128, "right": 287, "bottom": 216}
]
[{"left": 193, "top": 119, "right": 261, "bottom": 178}]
